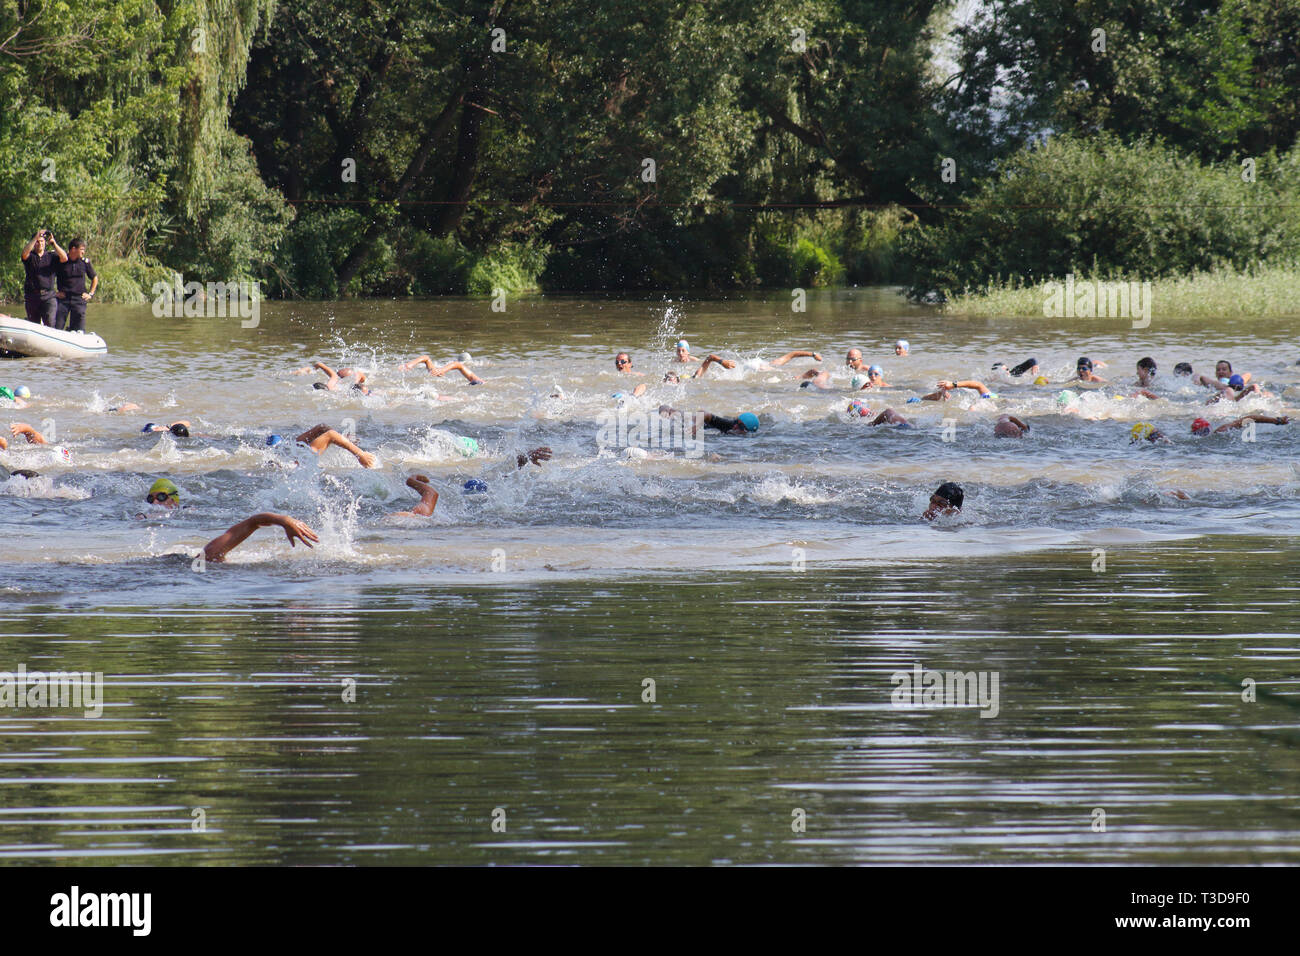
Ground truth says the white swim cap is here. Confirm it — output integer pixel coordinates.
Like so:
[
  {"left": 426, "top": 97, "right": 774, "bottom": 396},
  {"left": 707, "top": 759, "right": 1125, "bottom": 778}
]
[
  {"left": 895, "top": 340, "right": 909, "bottom": 350},
  {"left": 850, "top": 373, "right": 869, "bottom": 389}
]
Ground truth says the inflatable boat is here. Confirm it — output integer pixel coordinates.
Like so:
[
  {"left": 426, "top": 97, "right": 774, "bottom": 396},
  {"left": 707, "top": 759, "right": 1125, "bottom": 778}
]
[{"left": 0, "top": 314, "right": 107, "bottom": 359}]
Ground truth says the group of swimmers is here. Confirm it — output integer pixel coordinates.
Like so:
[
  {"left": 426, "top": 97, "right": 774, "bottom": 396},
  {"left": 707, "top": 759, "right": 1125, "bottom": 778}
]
[{"left": 1, "top": 334, "right": 1291, "bottom": 561}]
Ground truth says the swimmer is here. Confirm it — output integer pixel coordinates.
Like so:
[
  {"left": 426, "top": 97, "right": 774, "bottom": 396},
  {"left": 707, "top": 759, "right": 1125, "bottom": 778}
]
[
  {"left": 993, "top": 415, "right": 1030, "bottom": 438},
  {"left": 766, "top": 349, "right": 823, "bottom": 367},
  {"left": 894, "top": 340, "right": 909, "bottom": 357},
  {"left": 864, "top": 365, "right": 890, "bottom": 388},
  {"left": 0, "top": 464, "right": 39, "bottom": 481},
  {"left": 920, "top": 379, "right": 994, "bottom": 401},
  {"left": 143, "top": 420, "right": 193, "bottom": 438},
  {"left": 108, "top": 402, "right": 142, "bottom": 413},
  {"left": 202, "top": 512, "right": 319, "bottom": 563},
  {"left": 848, "top": 401, "right": 910, "bottom": 426},
  {"left": 391, "top": 474, "right": 439, "bottom": 517},
  {"left": 991, "top": 357, "right": 1039, "bottom": 378},
  {"left": 297, "top": 361, "right": 373, "bottom": 394},
  {"left": 144, "top": 478, "right": 181, "bottom": 509},
  {"left": 401, "top": 356, "right": 484, "bottom": 385},
  {"left": 1173, "top": 362, "right": 1193, "bottom": 377},
  {"left": 614, "top": 352, "right": 645, "bottom": 376},
  {"left": 271, "top": 424, "right": 378, "bottom": 468},
  {"left": 0, "top": 386, "right": 30, "bottom": 409},
  {"left": 693, "top": 354, "right": 738, "bottom": 379},
  {"left": 1075, "top": 357, "right": 1107, "bottom": 383},
  {"left": 672, "top": 340, "right": 699, "bottom": 363},
  {"left": 658, "top": 405, "right": 759, "bottom": 436},
  {"left": 1192, "top": 414, "right": 1289, "bottom": 436},
  {"left": 846, "top": 348, "right": 867, "bottom": 373},
  {"left": 799, "top": 369, "right": 833, "bottom": 390},
  {"left": 8, "top": 422, "right": 47, "bottom": 445},
  {"left": 923, "top": 482, "right": 963, "bottom": 521},
  {"left": 1196, "top": 359, "right": 1250, "bottom": 389},
  {"left": 514, "top": 446, "right": 553, "bottom": 467},
  {"left": 1135, "top": 357, "right": 1158, "bottom": 388},
  {"left": 1129, "top": 422, "right": 1171, "bottom": 444},
  {"left": 1207, "top": 376, "right": 1267, "bottom": 404}
]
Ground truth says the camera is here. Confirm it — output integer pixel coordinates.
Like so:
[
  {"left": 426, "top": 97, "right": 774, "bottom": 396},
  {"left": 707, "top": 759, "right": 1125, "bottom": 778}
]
[{"left": 42, "top": 230, "right": 52, "bottom": 240}]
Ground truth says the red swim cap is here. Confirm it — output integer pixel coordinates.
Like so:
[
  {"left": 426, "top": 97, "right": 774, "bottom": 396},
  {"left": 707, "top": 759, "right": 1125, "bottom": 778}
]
[{"left": 1191, "top": 418, "right": 1211, "bottom": 434}]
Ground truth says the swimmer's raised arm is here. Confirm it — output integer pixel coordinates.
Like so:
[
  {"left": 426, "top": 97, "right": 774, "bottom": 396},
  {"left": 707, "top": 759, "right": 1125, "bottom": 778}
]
[
  {"left": 295, "top": 423, "right": 377, "bottom": 468},
  {"left": 10, "top": 423, "right": 47, "bottom": 444},
  {"left": 401, "top": 356, "right": 437, "bottom": 373},
  {"left": 869, "top": 408, "right": 909, "bottom": 426},
  {"left": 203, "top": 512, "right": 319, "bottom": 563},
  {"left": 1131, "top": 388, "right": 1159, "bottom": 400},
  {"left": 433, "top": 361, "right": 484, "bottom": 385},
  {"left": 515, "top": 446, "right": 552, "bottom": 468},
  {"left": 391, "top": 475, "right": 439, "bottom": 517},
  {"left": 768, "top": 350, "right": 823, "bottom": 366},
  {"left": 1215, "top": 414, "right": 1289, "bottom": 433},
  {"left": 693, "top": 354, "right": 737, "bottom": 378}
]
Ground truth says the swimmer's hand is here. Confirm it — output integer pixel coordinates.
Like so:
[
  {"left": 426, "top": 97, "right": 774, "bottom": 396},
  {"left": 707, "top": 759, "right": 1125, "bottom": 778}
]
[
  {"left": 936, "top": 380, "right": 955, "bottom": 390},
  {"left": 518, "top": 446, "right": 552, "bottom": 468},
  {"left": 356, "top": 451, "right": 377, "bottom": 469},
  {"left": 10, "top": 423, "right": 47, "bottom": 444},
  {"left": 279, "top": 515, "right": 319, "bottom": 550}
]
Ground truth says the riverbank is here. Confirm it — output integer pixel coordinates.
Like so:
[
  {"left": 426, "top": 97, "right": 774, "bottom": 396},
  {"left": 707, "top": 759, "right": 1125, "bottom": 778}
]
[{"left": 942, "top": 263, "right": 1300, "bottom": 318}]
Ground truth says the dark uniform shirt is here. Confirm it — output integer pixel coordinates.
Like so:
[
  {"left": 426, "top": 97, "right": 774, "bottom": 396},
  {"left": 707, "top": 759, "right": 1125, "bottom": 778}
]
[
  {"left": 57, "top": 257, "right": 97, "bottom": 296},
  {"left": 23, "top": 251, "right": 58, "bottom": 297}
]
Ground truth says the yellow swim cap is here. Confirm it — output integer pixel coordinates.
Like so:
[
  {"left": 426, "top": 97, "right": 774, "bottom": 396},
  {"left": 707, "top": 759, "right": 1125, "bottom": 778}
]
[
  {"left": 1033, "top": 376, "right": 1049, "bottom": 385},
  {"left": 148, "top": 478, "right": 179, "bottom": 499},
  {"left": 1130, "top": 422, "right": 1155, "bottom": 442}
]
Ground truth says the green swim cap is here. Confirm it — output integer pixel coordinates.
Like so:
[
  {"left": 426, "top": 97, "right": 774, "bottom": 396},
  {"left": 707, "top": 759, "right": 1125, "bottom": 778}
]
[
  {"left": 454, "top": 436, "right": 479, "bottom": 457},
  {"left": 0, "top": 387, "right": 13, "bottom": 401},
  {"left": 1056, "top": 390, "right": 1076, "bottom": 405},
  {"left": 148, "top": 478, "right": 179, "bottom": 499}
]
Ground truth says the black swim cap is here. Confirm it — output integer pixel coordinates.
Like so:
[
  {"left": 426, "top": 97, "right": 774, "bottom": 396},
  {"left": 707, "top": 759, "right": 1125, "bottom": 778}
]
[
  {"left": 1174, "top": 362, "right": 1193, "bottom": 375},
  {"left": 1137, "top": 356, "right": 1156, "bottom": 371},
  {"left": 312, "top": 382, "right": 328, "bottom": 390},
  {"left": 169, "top": 423, "right": 190, "bottom": 437},
  {"left": 935, "top": 481, "right": 964, "bottom": 509},
  {"left": 1077, "top": 357, "right": 1093, "bottom": 370}
]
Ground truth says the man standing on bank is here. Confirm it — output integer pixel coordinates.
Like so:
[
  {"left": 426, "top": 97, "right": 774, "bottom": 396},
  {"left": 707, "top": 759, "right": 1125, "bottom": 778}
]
[
  {"left": 55, "top": 238, "right": 98, "bottom": 332},
  {"left": 21, "top": 229, "right": 67, "bottom": 327}
]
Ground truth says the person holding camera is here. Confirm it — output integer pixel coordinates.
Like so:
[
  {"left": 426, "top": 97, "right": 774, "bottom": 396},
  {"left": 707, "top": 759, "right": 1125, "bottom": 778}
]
[
  {"left": 55, "top": 238, "right": 98, "bottom": 332},
  {"left": 20, "top": 229, "right": 67, "bottom": 327}
]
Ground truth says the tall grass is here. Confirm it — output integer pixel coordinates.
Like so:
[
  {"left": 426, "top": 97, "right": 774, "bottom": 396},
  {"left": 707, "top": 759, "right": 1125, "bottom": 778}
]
[{"left": 943, "top": 263, "right": 1300, "bottom": 317}]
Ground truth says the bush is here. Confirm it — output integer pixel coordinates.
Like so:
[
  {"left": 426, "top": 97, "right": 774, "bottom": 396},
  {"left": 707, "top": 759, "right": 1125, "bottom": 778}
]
[{"left": 905, "top": 134, "right": 1300, "bottom": 300}]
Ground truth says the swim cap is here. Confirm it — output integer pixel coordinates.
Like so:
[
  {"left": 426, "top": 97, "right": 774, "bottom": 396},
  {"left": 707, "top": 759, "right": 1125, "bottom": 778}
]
[
  {"left": 612, "top": 392, "right": 627, "bottom": 400},
  {"left": 1033, "top": 376, "right": 1049, "bottom": 385},
  {"left": 13, "top": 386, "right": 30, "bottom": 399},
  {"left": 895, "top": 340, "right": 909, "bottom": 351},
  {"left": 1191, "top": 418, "right": 1212, "bottom": 435},
  {"left": 675, "top": 339, "right": 689, "bottom": 350},
  {"left": 462, "top": 479, "right": 488, "bottom": 494},
  {"left": 459, "top": 352, "right": 472, "bottom": 364},
  {"left": 0, "top": 386, "right": 12, "bottom": 401},
  {"left": 1228, "top": 374, "right": 1245, "bottom": 388},
  {"left": 312, "top": 382, "right": 329, "bottom": 390},
  {"left": 142, "top": 422, "right": 159, "bottom": 432},
  {"left": 1130, "top": 422, "right": 1156, "bottom": 442},
  {"left": 736, "top": 412, "right": 760, "bottom": 433},
  {"left": 868, "top": 365, "right": 883, "bottom": 376},
  {"left": 848, "top": 399, "right": 871, "bottom": 417},
  {"left": 1077, "top": 357, "right": 1093, "bottom": 370},
  {"left": 1056, "top": 390, "right": 1076, "bottom": 405},
  {"left": 850, "top": 374, "right": 868, "bottom": 390},
  {"left": 148, "top": 478, "right": 179, "bottom": 499},
  {"left": 1219, "top": 377, "right": 1230, "bottom": 385},
  {"left": 454, "top": 435, "right": 479, "bottom": 457},
  {"left": 169, "top": 423, "right": 190, "bottom": 437},
  {"left": 266, "top": 434, "right": 284, "bottom": 447},
  {"left": 906, "top": 396, "right": 921, "bottom": 404},
  {"left": 980, "top": 392, "right": 995, "bottom": 399}
]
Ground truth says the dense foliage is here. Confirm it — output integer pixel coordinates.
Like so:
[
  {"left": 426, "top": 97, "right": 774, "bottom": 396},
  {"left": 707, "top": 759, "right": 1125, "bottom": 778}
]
[{"left": 3, "top": 0, "right": 1299, "bottom": 300}]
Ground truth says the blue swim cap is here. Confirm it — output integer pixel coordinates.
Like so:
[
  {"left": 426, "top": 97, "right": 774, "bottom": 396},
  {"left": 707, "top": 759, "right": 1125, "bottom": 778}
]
[
  {"left": 142, "top": 422, "right": 157, "bottom": 433},
  {"left": 462, "top": 479, "right": 488, "bottom": 494},
  {"left": 868, "top": 365, "right": 883, "bottom": 376},
  {"left": 612, "top": 392, "right": 626, "bottom": 400},
  {"left": 1228, "top": 374, "right": 1245, "bottom": 388},
  {"left": 906, "top": 396, "right": 921, "bottom": 404},
  {"left": 266, "top": 434, "right": 284, "bottom": 447},
  {"left": 13, "top": 386, "right": 30, "bottom": 399},
  {"left": 736, "top": 412, "right": 759, "bottom": 433}
]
